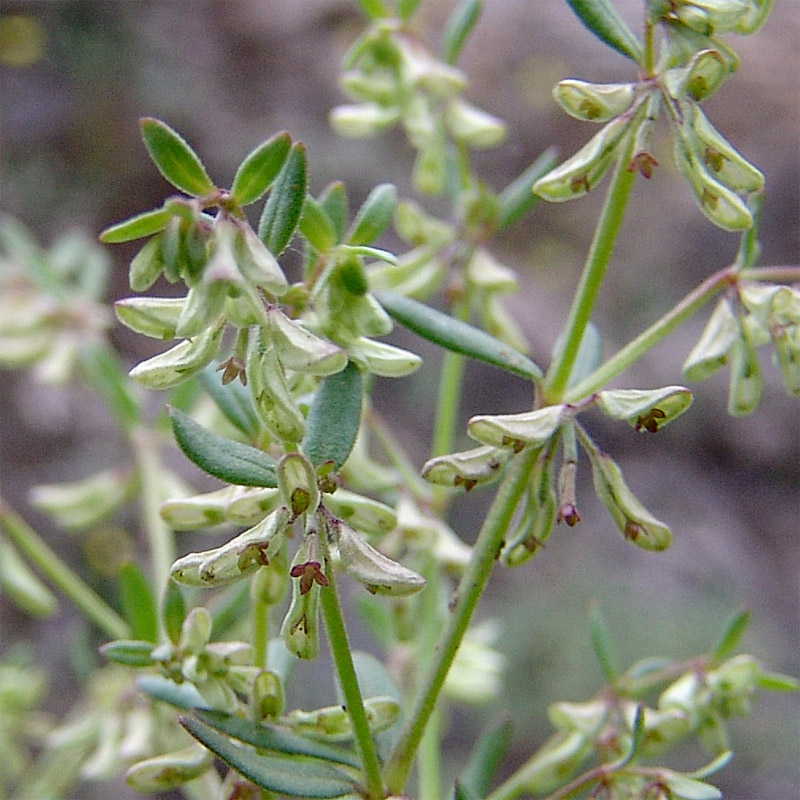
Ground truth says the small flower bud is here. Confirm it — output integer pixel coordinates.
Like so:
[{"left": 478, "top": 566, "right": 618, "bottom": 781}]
[
  {"left": 595, "top": 386, "right": 693, "bottom": 432},
  {"left": 246, "top": 331, "right": 306, "bottom": 444},
  {"left": 268, "top": 307, "right": 348, "bottom": 376},
  {"left": 532, "top": 115, "right": 633, "bottom": 202},
  {"left": 224, "top": 486, "right": 282, "bottom": 525},
  {"left": 198, "top": 507, "right": 292, "bottom": 586},
  {"left": 179, "top": 606, "right": 212, "bottom": 654},
  {"left": 663, "top": 48, "right": 730, "bottom": 102},
  {"left": 125, "top": 745, "right": 213, "bottom": 793},
  {"left": 422, "top": 444, "right": 510, "bottom": 491},
  {"left": 465, "top": 248, "right": 518, "bottom": 292},
  {"left": 251, "top": 669, "right": 284, "bottom": 720},
  {"left": 587, "top": 449, "right": 673, "bottom": 551},
  {"left": 235, "top": 224, "right": 289, "bottom": 296},
  {"left": 727, "top": 324, "right": 762, "bottom": 416},
  {"left": 468, "top": 404, "right": 564, "bottom": 452},
  {"left": 549, "top": 698, "right": 609, "bottom": 735},
  {"left": 333, "top": 519, "right": 426, "bottom": 596},
  {"left": 345, "top": 336, "right": 422, "bottom": 377},
  {"left": 521, "top": 730, "right": 593, "bottom": 794},
  {"left": 683, "top": 297, "right": 739, "bottom": 381},
  {"left": 159, "top": 486, "right": 234, "bottom": 530},
  {"left": 329, "top": 103, "right": 401, "bottom": 138},
  {"left": 277, "top": 452, "right": 320, "bottom": 519},
  {"left": 323, "top": 489, "right": 397, "bottom": 536},
  {"left": 281, "top": 533, "right": 324, "bottom": 659},
  {"left": 553, "top": 79, "right": 636, "bottom": 122},
  {"left": 445, "top": 98, "right": 507, "bottom": 149},
  {"left": 128, "top": 319, "right": 225, "bottom": 390},
  {"left": 29, "top": 468, "right": 133, "bottom": 531},
  {"left": 114, "top": 296, "right": 184, "bottom": 340}
]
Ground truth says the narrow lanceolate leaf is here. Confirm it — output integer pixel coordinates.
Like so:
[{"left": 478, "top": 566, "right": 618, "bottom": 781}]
[
  {"left": 442, "top": 0, "right": 482, "bottom": 64},
  {"left": 258, "top": 142, "right": 307, "bottom": 256},
  {"left": 301, "top": 361, "right": 362, "bottom": 469},
  {"left": 140, "top": 118, "right": 216, "bottom": 197},
  {"left": 352, "top": 0, "right": 390, "bottom": 19},
  {"left": 497, "top": 147, "right": 558, "bottom": 229},
  {"left": 100, "top": 206, "right": 174, "bottom": 243},
  {"left": 119, "top": 562, "right": 159, "bottom": 643},
  {"left": 168, "top": 407, "right": 278, "bottom": 487},
  {"left": 457, "top": 715, "right": 513, "bottom": 799},
  {"left": 197, "top": 364, "right": 260, "bottom": 440},
  {"left": 318, "top": 181, "right": 349, "bottom": 245},
  {"left": 346, "top": 183, "right": 397, "bottom": 246},
  {"left": 137, "top": 675, "right": 209, "bottom": 710},
  {"left": 231, "top": 131, "right": 292, "bottom": 206},
  {"left": 194, "top": 710, "right": 360, "bottom": 768},
  {"left": 375, "top": 290, "right": 542, "bottom": 380},
  {"left": 565, "top": 0, "right": 643, "bottom": 63},
  {"left": 180, "top": 716, "right": 360, "bottom": 798},
  {"left": 711, "top": 607, "right": 751, "bottom": 662},
  {"left": 99, "top": 639, "right": 156, "bottom": 667},
  {"left": 299, "top": 194, "right": 338, "bottom": 253}
]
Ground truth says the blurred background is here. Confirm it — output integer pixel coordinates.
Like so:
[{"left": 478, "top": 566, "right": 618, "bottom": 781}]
[{"left": 1, "top": 1, "right": 798, "bottom": 798}]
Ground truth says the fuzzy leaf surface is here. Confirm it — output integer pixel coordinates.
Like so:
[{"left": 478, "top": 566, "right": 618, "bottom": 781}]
[{"left": 168, "top": 407, "right": 277, "bottom": 487}]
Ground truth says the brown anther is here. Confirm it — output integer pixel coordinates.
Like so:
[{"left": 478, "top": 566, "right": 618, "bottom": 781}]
[
  {"left": 704, "top": 146, "right": 725, "bottom": 173},
  {"left": 216, "top": 356, "right": 247, "bottom": 385},
  {"left": 290, "top": 561, "right": 329, "bottom": 595},
  {"left": 624, "top": 520, "right": 643, "bottom": 541},
  {"left": 570, "top": 174, "right": 591, "bottom": 194},
  {"left": 702, "top": 188, "right": 719, "bottom": 210},
  {"left": 628, "top": 151, "right": 659, "bottom": 179},
  {"left": 557, "top": 503, "right": 581, "bottom": 527},
  {"left": 634, "top": 407, "right": 667, "bottom": 433}
]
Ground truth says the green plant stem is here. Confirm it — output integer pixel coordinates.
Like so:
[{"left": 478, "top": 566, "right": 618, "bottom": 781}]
[
  {"left": 543, "top": 134, "right": 639, "bottom": 402},
  {"left": 0, "top": 495, "right": 130, "bottom": 640},
  {"left": 417, "top": 555, "right": 444, "bottom": 800},
  {"left": 565, "top": 265, "right": 733, "bottom": 401},
  {"left": 131, "top": 428, "right": 175, "bottom": 621},
  {"left": 563, "top": 263, "right": 800, "bottom": 401},
  {"left": 318, "top": 542, "right": 385, "bottom": 800},
  {"left": 383, "top": 445, "right": 540, "bottom": 794}
]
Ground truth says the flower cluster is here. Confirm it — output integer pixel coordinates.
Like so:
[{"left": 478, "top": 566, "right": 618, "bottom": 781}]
[{"left": 533, "top": 0, "right": 771, "bottom": 231}]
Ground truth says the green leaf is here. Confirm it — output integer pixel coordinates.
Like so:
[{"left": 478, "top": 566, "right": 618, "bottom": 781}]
[
  {"left": 660, "top": 771, "right": 722, "bottom": 800},
  {"left": 197, "top": 364, "right": 260, "bottom": 440},
  {"left": 455, "top": 783, "right": 481, "bottom": 800},
  {"left": 319, "top": 181, "right": 349, "bottom": 245},
  {"left": 375, "top": 290, "right": 542, "bottom": 380},
  {"left": 301, "top": 361, "right": 362, "bottom": 469},
  {"left": 231, "top": 131, "right": 292, "bottom": 206},
  {"left": 352, "top": 0, "right": 390, "bottom": 19},
  {"left": 589, "top": 601, "right": 618, "bottom": 681},
  {"left": 397, "top": 0, "right": 422, "bottom": 23},
  {"left": 565, "top": 0, "right": 643, "bottom": 62},
  {"left": 140, "top": 118, "right": 216, "bottom": 197},
  {"left": 299, "top": 194, "right": 338, "bottom": 253},
  {"left": 162, "top": 579, "right": 186, "bottom": 646},
  {"left": 99, "top": 639, "right": 155, "bottom": 667},
  {"left": 442, "top": 0, "right": 482, "bottom": 65},
  {"left": 497, "top": 147, "right": 558, "bottom": 228},
  {"left": 258, "top": 142, "right": 307, "bottom": 256},
  {"left": 456, "top": 714, "right": 513, "bottom": 799},
  {"left": 0, "top": 537, "right": 58, "bottom": 617},
  {"left": 119, "top": 561, "right": 159, "bottom": 643},
  {"left": 99, "top": 206, "right": 174, "bottom": 243},
  {"left": 137, "top": 675, "right": 209, "bottom": 710},
  {"left": 711, "top": 607, "right": 751, "bottom": 662},
  {"left": 168, "top": 407, "right": 278, "bottom": 487},
  {"left": 756, "top": 671, "right": 800, "bottom": 692},
  {"left": 180, "top": 716, "right": 360, "bottom": 798},
  {"left": 347, "top": 183, "right": 397, "bottom": 246},
  {"left": 193, "top": 710, "right": 360, "bottom": 768}
]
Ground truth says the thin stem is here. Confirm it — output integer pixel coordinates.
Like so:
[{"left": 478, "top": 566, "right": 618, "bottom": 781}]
[
  {"left": 543, "top": 132, "right": 639, "bottom": 402},
  {"left": 251, "top": 584, "right": 269, "bottom": 670},
  {"left": 318, "top": 539, "right": 385, "bottom": 800},
  {"left": 383, "top": 445, "right": 540, "bottom": 794},
  {"left": 416, "top": 555, "right": 444, "bottom": 800},
  {"left": 0, "top": 495, "right": 130, "bottom": 640},
  {"left": 564, "top": 265, "right": 734, "bottom": 401},
  {"left": 131, "top": 428, "right": 175, "bottom": 626}
]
